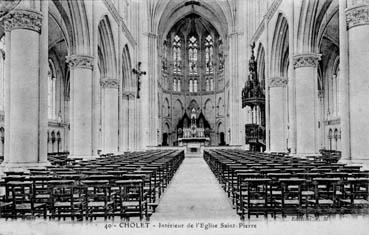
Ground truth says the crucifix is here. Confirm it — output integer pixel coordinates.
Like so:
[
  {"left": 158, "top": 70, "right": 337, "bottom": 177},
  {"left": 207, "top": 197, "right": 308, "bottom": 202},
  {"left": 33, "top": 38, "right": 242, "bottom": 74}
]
[{"left": 132, "top": 62, "right": 146, "bottom": 99}]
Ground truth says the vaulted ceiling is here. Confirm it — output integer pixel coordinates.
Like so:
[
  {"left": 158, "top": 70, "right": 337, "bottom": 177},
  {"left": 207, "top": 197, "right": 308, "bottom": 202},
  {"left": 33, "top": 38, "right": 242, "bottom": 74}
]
[
  {"left": 168, "top": 13, "right": 219, "bottom": 38},
  {"left": 153, "top": 0, "right": 234, "bottom": 43}
]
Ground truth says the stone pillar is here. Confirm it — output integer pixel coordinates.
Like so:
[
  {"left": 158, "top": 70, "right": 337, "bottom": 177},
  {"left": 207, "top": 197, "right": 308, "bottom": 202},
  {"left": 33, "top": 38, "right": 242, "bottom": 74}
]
[
  {"left": 293, "top": 54, "right": 321, "bottom": 155},
  {"left": 228, "top": 32, "right": 242, "bottom": 145},
  {"left": 337, "top": 0, "right": 350, "bottom": 161},
  {"left": 1, "top": 5, "right": 50, "bottom": 171},
  {"left": 66, "top": 55, "right": 95, "bottom": 159},
  {"left": 269, "top": 77, "right": 288, "bottom": 152},
  {"left": 339, "top": 0, "right": 350, "bottom": 160},
  {"left": 100, "top": 78, "right": 119, "bottom": 153},
  {"left": 120, "top": 93, "right": 129, "bottom": 151},
  {"left": 128, "top": 94, "right": 136, "bottom": 151},
  {"left": 288, "top": 0, "right": 297, "bottom": 154},
  {"left": 346, "top": 2, "right": 369, "bottom": 162},
  {"left": 318, "top": 90, "right": 325, "bottom": 150}
]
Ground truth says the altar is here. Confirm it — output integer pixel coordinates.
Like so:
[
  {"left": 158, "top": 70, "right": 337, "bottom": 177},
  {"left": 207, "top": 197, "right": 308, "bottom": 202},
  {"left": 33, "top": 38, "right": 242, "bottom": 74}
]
[
  {"left": 177, "top": 109, "right": 211, "bottom": 156},
  {"left": 178, "top": 128, "right": 210, "bottom": 155}
]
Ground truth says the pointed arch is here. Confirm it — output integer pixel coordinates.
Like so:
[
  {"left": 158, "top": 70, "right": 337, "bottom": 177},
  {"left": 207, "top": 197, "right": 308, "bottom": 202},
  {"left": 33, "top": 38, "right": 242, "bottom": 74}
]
[
  {"left": 122, "top": 44, "right": 133, "bottom": 91},
  {"left": 217, "top": 97, "right": 224, "bottom": 116},
  {"left": 98, "top": 15, "right": 117, "bottom": 79},
  {"left": 51, "top": 0, "right": 91, "bottom": 54},
  {"left": 296, "top": 0, "right": 333, "bottom": 53},
  {"left": 271, "top": 13, "right": 289, "bottom": 77},
  {"left": 155, "top": 0, "right": 230, "bottom": 42},
  {"left": 204, "top": 98, "right": 212, "bottom": 117},
  {"left": 163, "top": 98, "right": 170, "bottom": 117},
  {"left": 189, "top": 99, "right": 199, "bottom": 111},
  {"left": 256, "top": 43, "right": 266, "bottom": 90}
]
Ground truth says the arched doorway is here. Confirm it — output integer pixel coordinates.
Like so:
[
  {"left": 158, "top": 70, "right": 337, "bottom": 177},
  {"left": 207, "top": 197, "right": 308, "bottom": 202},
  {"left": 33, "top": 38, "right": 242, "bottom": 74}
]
[{"left": 162, "top": 123, "right": 170, "bottom": 146}]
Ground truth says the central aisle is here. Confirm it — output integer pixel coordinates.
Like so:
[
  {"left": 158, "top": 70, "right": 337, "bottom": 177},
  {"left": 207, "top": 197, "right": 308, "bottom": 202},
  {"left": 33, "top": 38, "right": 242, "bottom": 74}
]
[{"left": 151, "top": 156, "right": 239, "bottom": 221}]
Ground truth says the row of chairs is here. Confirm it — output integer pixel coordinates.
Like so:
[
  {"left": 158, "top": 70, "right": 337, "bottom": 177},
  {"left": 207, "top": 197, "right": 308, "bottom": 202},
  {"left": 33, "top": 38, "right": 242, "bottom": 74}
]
[
  {"left": 0, "top": 150, "right": 184, "bottom": 221},
  {"left": 204, "top": 149, "right": 369, "bottom": 220}
]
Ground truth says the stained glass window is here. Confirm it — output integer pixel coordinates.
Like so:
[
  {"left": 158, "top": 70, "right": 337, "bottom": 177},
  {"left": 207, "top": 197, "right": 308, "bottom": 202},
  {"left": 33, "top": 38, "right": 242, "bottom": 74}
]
[
  {"left": 205, "top": 35, "right": 214, "bottom": 74},
  {"left": 188, "top": 36, "right": 198, "bottom": 75},
  {"left": 173, "top": 35, "right": 181, "bottom": 74}
]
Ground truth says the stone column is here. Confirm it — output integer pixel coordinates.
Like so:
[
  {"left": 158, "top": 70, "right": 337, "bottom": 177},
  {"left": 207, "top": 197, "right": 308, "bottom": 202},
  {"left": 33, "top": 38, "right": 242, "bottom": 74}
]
[
  {"left": 228, "top": 32, "right": 242, "bottom": 145},
  {"left": 120, "top": 93, "right": 129, "bottom": 151},
  {"left": 288, "top": 0, "right": 297, "bottom": 154},
  {"left": 318, "top": 90, "right": 325, "bottom": 150},
  {"left": 337, "top": 0, "right": 351, "bottom": 161},
  {"left": 293, "top": 54, "right": 321, "bottom": 155},
  {"left": 269, "top": 77, "right": 288, "bottom": 152},
  {"left": 346, "top": 2, "right": 369, "bottom": 162},
  {"left": 66, "top": 55, "right": 96, "bottom": 159},
  {"left": 100, "top": 77, "right": 119, "bottom": 153},
  {"left": 128, "top": 94, "right": 136, "bottom": 151},
  {"left": 1, "top": 5, "right": 49, "bottom": 171}
]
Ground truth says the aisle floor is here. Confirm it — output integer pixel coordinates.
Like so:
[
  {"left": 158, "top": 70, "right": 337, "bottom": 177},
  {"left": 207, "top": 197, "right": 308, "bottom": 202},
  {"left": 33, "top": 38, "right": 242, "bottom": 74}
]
[{"left": 151, "top": 156, "right": 239, "bottom": 221}]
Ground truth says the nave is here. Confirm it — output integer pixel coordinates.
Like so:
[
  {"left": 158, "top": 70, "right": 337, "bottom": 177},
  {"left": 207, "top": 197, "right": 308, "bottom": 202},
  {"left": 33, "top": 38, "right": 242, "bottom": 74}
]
[
  {"left": 151, "top": 157, "right": 237, "bottom": 221},
  {"left": 1, "top": 149, "right": 368, "bottom": 222},
  {"left": 0, "top": 149, "right": 369, "bottom": 235}
]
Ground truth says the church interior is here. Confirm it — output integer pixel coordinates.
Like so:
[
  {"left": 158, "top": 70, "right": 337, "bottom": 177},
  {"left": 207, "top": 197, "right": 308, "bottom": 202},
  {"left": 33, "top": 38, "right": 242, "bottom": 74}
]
[{"left": 0, "top": 0, "right": 368, "bottom": 233}]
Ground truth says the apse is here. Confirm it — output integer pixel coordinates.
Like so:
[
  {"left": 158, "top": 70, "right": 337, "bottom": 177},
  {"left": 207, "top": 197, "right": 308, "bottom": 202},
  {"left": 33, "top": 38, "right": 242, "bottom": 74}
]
[{"left": 158, "top": 13, "right": 226, "bottom": 146}]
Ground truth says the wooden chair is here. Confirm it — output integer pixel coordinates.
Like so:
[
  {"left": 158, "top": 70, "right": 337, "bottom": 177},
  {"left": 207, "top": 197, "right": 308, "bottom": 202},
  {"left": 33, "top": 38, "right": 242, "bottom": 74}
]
[
  {"left": 235, "top": 172, "right": 261, "bottom": 211},
  {"left": 240, "top": 178, "right": 271, "bottom": 220},
  {"left": 339, "top": 178, "right": 369, "bottom": 214},
  {"left": 82, "top": 180, "right": 114, "bottom": 221},
  {"left": 306, "top": 178, "right": 341, "bottom": 217},
  {"left": 274, "top": 178, "right": 305, "bottom": 218},
  {"left": 30, "top": 175, "right": 55, "bottom": 204},
  {"left": 6, "top": 181, "right": 47, "bottom": 219},
  {"left": 48, "top": 180, "right": 86, "bottom": 221},
  {"left": 0, "top": 179, "right": 12, "bottom": 219},
  {"left": 115, "top": 179, "right": 147, "bottom": 221}
]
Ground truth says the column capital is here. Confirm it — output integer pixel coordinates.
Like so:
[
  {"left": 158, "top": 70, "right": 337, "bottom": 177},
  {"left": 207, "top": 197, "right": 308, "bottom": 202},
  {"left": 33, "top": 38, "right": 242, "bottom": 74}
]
[
  {"left": 122, "top": 91, "right": 135, "bottom": 99},
  {"left": 100, "top": 77, "right": 119, "bottom": 89},
  {"left": 293, "top": 53, "right": 321, "bottom": 69},
  {"left": 2, "top": 9, "right": 43, "bottom": 33},
  {"left": 269, "top": 77, "right": 288, "bottom": 88},
  {"left": 346, "top": 4, "right": 369, "bottom": 29},
  {"left": 66, "top": 55, "right": 94, "bottom": 70}
]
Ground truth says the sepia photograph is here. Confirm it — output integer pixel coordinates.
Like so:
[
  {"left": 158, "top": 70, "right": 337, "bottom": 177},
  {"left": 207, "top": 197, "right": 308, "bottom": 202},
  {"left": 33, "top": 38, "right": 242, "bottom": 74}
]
[{"left": 0, "top": 0, "right": 368, "bottom": 234}]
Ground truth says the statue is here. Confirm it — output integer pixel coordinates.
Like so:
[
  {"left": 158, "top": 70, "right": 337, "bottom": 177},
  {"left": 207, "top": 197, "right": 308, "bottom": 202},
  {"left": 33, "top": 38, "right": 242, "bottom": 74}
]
[{"left": 132, "top": 62, "right": 146, "bottom": 99}]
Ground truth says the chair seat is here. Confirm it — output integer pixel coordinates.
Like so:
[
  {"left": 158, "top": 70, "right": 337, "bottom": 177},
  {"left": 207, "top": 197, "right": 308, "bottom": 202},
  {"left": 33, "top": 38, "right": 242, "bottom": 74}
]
[
  {"left": 302, "top": 191, "right": 314, "bottom": 196},
  {"left": 340, "top": 199, "right": 369, "bottom": 205},
  {"left": 16, "top": 203, "right": 46, "bottom": 210},
  {"left": 307, "top": 199, "right": 334, "bottom": 205},
  {"left": 0, "top": 202, "right": 12, "bottom": 207},
  {"left": 271, "top": 190, "right": 282, "bottom": 195},
  {"left": 54, "top": 201, "right": 82, "bottom": 207},
  {"left": 122, "top": 201, "right": 142, "bottom": 207},
  {"left": 35, "top": 194, "right": 50, "bottom": 199},
  {"left": 275, "top": 199, "right": 300, "bottom": 205},
  {"left": 249, "top": 199, "right": 266, "bottom": 205},
  {"left": 88, "top": 201, "right": 114, "bottom": 207}
]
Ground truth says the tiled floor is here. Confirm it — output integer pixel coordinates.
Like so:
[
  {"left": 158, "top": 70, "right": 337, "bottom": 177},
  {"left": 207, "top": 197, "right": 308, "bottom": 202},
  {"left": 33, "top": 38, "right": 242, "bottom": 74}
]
[{"left": 151, "top": 156, "right": 238, "bottom": 221}]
